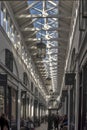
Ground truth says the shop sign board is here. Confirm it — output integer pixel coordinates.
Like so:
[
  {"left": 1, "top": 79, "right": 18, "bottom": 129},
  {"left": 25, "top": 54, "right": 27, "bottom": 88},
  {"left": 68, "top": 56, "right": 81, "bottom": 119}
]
[{"left": 65, "top": 73, "right": 75, "bottom": 85}]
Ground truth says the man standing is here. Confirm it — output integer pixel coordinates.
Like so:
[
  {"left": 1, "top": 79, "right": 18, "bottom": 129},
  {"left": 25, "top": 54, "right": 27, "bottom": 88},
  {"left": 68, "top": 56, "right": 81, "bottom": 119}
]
[{"left": 47, "top": 111, "right": 53, "bottom": 130}]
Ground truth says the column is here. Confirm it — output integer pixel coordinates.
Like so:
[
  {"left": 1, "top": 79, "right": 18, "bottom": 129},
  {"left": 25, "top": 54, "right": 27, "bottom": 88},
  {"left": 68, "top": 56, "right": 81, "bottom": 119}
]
[
  {"left": 75, "top": 59, "right": 79, "bottom": 130},
  {"left": 17, "top": 87, "right": 21, "bottom": 130},
  {"left": 26, "top": 95, "right": 29, "bottom": 118},
  {"left": 29, "top": 95, "right": 31, "bottom": 117},
  {"left": 30, "top": 97, "right": 32, "bottom": 118},
  {"left": 37, "top": 102, "right": 39, "bottom": 118},
  {"left": 31, "top": 98, "right": 34, "bottom": 121}
]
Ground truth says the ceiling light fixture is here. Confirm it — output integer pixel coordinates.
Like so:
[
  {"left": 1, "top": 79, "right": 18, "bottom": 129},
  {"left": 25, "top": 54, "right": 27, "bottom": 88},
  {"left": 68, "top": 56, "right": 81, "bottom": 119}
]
[{"left": 37, "top": 18, "right": 46, "bottom": 59}]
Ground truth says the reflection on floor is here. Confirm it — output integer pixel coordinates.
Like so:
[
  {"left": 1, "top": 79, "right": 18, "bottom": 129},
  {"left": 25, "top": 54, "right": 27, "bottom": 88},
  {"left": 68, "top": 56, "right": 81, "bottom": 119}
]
[{"left": 35, "top": 123, "right": 48, "bottom": 130}]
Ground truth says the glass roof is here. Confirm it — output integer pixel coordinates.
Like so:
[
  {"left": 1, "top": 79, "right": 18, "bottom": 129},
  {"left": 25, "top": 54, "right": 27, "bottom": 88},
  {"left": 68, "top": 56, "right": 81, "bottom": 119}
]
[{"left": 27, "top": 0, "right": 58, "bottom": 91}]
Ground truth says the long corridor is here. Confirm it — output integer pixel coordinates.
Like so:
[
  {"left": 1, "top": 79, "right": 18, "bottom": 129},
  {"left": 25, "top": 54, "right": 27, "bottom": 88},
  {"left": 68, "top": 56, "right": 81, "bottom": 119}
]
[{"left": 0, "top": 1, "right": 87, "bottom": 130}]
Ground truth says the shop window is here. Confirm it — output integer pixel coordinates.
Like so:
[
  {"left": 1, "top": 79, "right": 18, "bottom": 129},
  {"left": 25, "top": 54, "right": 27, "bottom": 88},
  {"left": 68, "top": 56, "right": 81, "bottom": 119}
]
[
  {"left": 11, "top": 89, "right": 17, "bottom": 130},
  {"left": 7, "top": 87, "right": 11, "bottom": 125},
  {"left": 1, "top": 8, "right": 4, "bottom": 26},
  {"left": 5, "top": 49, "right": 13, "bottom": 72},
  {"left": 26, "top": 97, "right": 29, "bottom": 118},
  {"left": 35, "top": 88, "right": 38, "bottom": 97},
  {"left": 6, "top": 18, "right": 8, "bottom": 33},
  {"left": 21, "top": 91, "right": 26, "bottom": 119},
  {"left": 0, "top": 86, "right": 4, "bottom": 113}
]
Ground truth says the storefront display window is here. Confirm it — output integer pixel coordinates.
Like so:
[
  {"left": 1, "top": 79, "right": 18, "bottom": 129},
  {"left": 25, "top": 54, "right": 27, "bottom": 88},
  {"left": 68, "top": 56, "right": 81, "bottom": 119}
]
[
  {"left": 11, "top": 89, "right": 17, "bottom": 122},
  {"left": 7, "top": 87, "right": 11, "bottom": 123},
  {"left": 21, "top": 91, "right": 26, "bottom": 119},
  {"left": 26, "top": 97, "right": 29, "bottom": 118},
  {"left": 9, "top": 88, "right": 17, "bottom": 130},
  {"left": 0, "top": 86, "right": 4, "bottom": 113}
]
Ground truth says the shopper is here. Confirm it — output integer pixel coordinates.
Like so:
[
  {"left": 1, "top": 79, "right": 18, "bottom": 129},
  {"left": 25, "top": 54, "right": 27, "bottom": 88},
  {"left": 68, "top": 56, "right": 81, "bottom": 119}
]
[
  {"left": 54, "top": 112, "right": 60, "bottom": 130},
  {"left": 47, "top": 112, "right": 53, "bottom": 130},
  {"left": 60, "top": 115, "right": 68, "bottom": 130}
]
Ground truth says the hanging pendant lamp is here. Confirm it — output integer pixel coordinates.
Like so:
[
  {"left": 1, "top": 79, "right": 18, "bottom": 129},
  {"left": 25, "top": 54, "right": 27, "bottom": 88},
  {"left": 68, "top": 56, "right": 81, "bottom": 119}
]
[{"left": 37, "top": 18, "right": 46, "bottom": 58}]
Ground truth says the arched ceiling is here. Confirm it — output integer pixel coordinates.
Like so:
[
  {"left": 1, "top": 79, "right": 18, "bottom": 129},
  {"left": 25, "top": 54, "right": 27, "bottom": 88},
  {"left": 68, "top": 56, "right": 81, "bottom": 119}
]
[{"left": 8, "top": 0, "right": 74, "bottom": 98}]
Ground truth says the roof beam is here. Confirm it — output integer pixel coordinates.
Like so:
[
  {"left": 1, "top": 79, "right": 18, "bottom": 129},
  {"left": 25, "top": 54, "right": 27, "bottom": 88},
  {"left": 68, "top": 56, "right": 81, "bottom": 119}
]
[
  {"left": 21, "top": 27, "right": 69, "bottom": 32},
  {"left": 16, "top": 14, "right": 71, "bottom": 19},
  {"left": 20, "top": 18, "right": 38, "bottom": 29},
  {"left": 46, "top": 6, "right": 57, "bottom": 12},
  {"left": 15, "top": 1, "right": 39, "bottom": 15},
  {"left": 25, "top": 37, "right": 68, "bottom": 42},
  {"left": 32, "top": 7, "right": 42, "bottom": 13},
  {"left": 48, "top": 1, "right": 58, "bottom": 6},
  {"left": 13, "top": 1, "right": 26, "bottom": 10}
]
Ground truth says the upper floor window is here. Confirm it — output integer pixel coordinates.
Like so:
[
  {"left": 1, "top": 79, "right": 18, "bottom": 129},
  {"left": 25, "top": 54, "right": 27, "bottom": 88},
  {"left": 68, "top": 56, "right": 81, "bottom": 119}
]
[
  {"left": 23, "top": 72, "right": 28, "bottom": 86},
  {"left": 35, "top": 87, "right": 38, "bottom": 96},
  {"left": 5, "top": 49, "right": 13, "bottom": 72},
  {"left": 1, "top": 8, "right": 4, "bottom": 26},
  {"left": 31, "top": 82, "right": 33, "bottom": 92}
]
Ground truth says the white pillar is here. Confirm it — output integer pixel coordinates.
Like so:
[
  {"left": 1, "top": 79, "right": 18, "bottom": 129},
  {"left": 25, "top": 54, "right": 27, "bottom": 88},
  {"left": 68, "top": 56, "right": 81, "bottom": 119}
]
[
  {"left": 75, "top": 60, "right": 79, "bottom": 130},
  {"left": 30, "top": 97, "right": 32, "bottom": 118},
  {"left": 31, "top": 98, "right": 34, "bottom": 121},
  {"left": 17, "top": 87, "right": 21, "bottom": 130},
  {"left": 29, "top": 96, "right": 31, "bottom": 117},
  {"left": 37, "top": 102, "right": 39, "bottom": 118}
]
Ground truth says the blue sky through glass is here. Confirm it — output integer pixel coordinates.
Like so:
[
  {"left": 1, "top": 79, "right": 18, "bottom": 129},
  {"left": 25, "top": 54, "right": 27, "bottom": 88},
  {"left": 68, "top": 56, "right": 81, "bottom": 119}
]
[{"left": 27, "top": 0, "right": 58, "bottom": 89}]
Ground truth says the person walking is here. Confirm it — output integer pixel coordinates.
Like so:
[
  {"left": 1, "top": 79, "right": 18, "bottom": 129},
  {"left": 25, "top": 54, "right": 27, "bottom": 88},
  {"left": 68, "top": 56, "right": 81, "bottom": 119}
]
[
  {"left": 54, "top": 112, "right": 60, "bottom": 130},
  {"left": 47, "top": 112, "right": 53, "bottom": 130}
]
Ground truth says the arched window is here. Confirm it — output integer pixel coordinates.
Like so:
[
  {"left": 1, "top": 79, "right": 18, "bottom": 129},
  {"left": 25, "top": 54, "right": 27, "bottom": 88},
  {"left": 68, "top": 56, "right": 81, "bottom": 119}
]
[
  {"left": 31, "top": 82, "right": 33, "bottom": 92},
  {"left": 5, "top": 49, "right": 13, "bottom": 72},
  {"left": 23, "top": 72, "right": 28, "bottom": 86}
]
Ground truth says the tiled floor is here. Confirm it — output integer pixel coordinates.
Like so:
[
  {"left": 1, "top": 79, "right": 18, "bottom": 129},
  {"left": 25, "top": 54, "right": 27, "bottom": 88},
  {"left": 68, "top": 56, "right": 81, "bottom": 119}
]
[{"left": 35, "top": 123, "right": 48, "bottom": 130}]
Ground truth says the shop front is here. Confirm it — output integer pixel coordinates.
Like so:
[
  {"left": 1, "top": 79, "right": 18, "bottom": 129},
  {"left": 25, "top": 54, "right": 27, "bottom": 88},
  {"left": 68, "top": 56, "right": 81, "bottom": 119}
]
[
  {"left": 79, "top": 63, "right": 87, "bottom": 130},
  {"left": 0, "top": 74, "right": 18, "bottom": 130}
]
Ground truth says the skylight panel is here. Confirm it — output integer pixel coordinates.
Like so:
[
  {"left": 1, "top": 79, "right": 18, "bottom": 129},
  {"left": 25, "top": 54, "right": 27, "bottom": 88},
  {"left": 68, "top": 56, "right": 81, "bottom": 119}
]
[{"left": 27, "top": 0, "right": 58, "bottom": 91}]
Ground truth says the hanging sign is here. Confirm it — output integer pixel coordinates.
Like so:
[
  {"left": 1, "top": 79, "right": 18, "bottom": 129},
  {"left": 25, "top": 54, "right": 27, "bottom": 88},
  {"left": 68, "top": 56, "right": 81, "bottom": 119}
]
[
  {"left": 0, "top": 74, "right": 7, "bottom": 86},
  {"left": 65, "top": 73, "right": 76, "bottom": 85}
]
